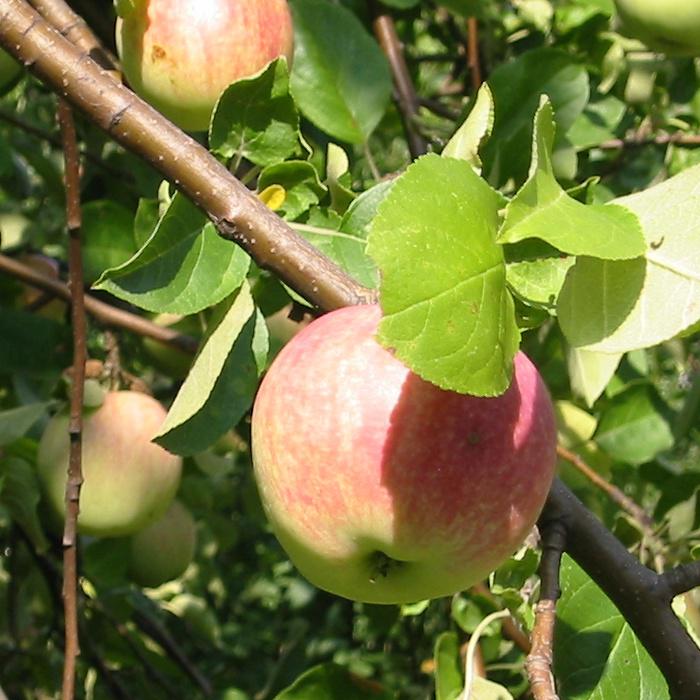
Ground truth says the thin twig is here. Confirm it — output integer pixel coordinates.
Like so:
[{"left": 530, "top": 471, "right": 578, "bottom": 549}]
[
  {"left": 0, "top": 253, "right": 199, "bottom": 354},
  {"left": 466, "top": 18, "right": 482, "bottom": 92},
  {"left": 370, "top": 4, "right": 428, "bottom": 159},
  {"left": 57, "top": 96, "right": 85, "bottom": 700},
  {"left": 556, "top": 445, "right": 656, "bottom": 534},
  {"left": 525, "top": 521, "right": 566, "bottom": 700},
  {"left": 132, "top": 607, "right": 213, "bottom": 697},
  {"left": 596, "top": 132, "right": 700, "bottom": 150}
]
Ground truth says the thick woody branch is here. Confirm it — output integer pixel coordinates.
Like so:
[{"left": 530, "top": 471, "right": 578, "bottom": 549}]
[
  {"left": 0, "top": 0, "right": 374, "bottom": 311},
  {"left": 540, "top": 479, "right": 700, "bottom": 700}
]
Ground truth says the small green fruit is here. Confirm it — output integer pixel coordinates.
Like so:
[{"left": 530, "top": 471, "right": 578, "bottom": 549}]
[
  {"left": 614, "top": 0, "right": 700, "bottom": 56},
  {"left": 129, "top": 500, "right": 196, "bottom": 587}
]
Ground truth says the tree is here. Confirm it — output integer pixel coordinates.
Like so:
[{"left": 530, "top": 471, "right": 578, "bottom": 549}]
[{"left": 0, "top": 0, "right": 699, "bottom": 699}]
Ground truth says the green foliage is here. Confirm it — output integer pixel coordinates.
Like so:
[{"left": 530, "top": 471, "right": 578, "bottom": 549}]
[{"left": 1, "top": 0, "right": 700, "bottom": 697}]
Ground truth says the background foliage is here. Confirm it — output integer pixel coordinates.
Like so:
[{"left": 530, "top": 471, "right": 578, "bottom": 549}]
[{"left": 1, "top": 0, "right": 700, "bottom": 698}]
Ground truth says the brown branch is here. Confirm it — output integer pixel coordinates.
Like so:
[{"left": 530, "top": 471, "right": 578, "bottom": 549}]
[
  {"left": 596, "top": 132, "right": 700, "bottom": 150},
  {"left": 370, "top": 4, "right": 428, "bottom": 159},
  {"left": 525, "top": 521, "right": 566, "bottom": 700},
  {"left": 0, "top": 253, "right": 199, "bottom": 354},
  {"left": 0, "top": 0, "right": 374, "bottom": 312},
  {"left": 29, "top": 0, "right": 118, "bottom": 74},
  {"left": 540, "top": 479, "right": 700, "bottom": 700},
  {"left": 659, "top": 562, "right": 700, "bottom": 599},
  {"left": 57, "top": 97, "right": 84, "bottom": 700},
  {"left": 466, "top": 18, "right": 482, "bottom": 92},
  {"left": 556, "top": 445, "right": 656, "bottom": 535}
]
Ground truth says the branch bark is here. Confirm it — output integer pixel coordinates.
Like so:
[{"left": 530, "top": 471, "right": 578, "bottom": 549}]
[
  {"left": 370, "top": 4, "right": 428, "bottom": 159},
  {"left": 540, "top": 480, "right": 700, "bottom": 700},
  {"left": 0, "top": 0, "right": 374, "bottom": 312},
  {"left": 57, "top": 97, "right": 84, "bottom": 700}
]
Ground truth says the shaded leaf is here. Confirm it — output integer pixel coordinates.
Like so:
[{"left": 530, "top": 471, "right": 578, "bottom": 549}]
[
  {"left": 95, "top": 194, "right": 250, "bottom": 314},
  {"left": 155, "top": 283, "right": 267, "bottom": 456}
]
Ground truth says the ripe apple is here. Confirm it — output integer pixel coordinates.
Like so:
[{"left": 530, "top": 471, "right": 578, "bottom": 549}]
[
  {"left": 115, "top": 0, "right": 294, "bottom": 132},
  {"left": 251, "top": 305, "right": 557, "bottom": 604},
  {"left": 0, "top": 48, "right": 21, "bottom": 94},
  {"left": 38, "top": 391, "right": 182, "bottom": 537},
  {"left": 128, "top": 499, "right": 196, "bottom": 587},
  {"left": 614, "top": 0, "right": 700, "bottom": 56}
]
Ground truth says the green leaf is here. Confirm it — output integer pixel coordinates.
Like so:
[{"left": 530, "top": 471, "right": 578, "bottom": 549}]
[
  {"left": 0, "top": 456, "right": 49, "bottom": 553},
  {"left": 0, "top": 403, "right": 50, "bottom": 446},
  {"left": 558, "top": 165, "right": 700, "bottom": 352},
  {"left": 81, "top": 200, "right": 138, "bottom": 284},
  {"left": 595, "top": 386, "right": 674, "bottom": 465},
  {"left": 442, "top": 83, "right": 494, "bottom": 171},
  {"left": 289, "top": 0, "right": 392, "bottom": 143},
  {"left": 471, "top": 677, "right": 514, "bottom": 700},
  {"left": 95, "top": 194, "right": 250, "bottom": 314},
  {"left": 274, "top": 662, "right": 391, "bottom": 699},
  {"left": 567, "top": 347, "right": 622, "bottom": 407},
  {"left": 258, "top": 160, "right": 326, "bottom": 220},
  {"left": 555, "top": 555, "right": 669, "bottom": 700},
  {"left": 483, "top": 48, "right": 589, "bottom": 187},
  {"left": 368, "top": 154, "right": 519, "bottom": 396},
  {"left": 499, "top": 98, "right": 645, "bottom": 259},
  {"left": 209, "top": 58, "right": 299, "bottom": 167},
  {"left": 434, "top": 632, "right": 463, "bottom": 700},
  {"left": 555, "top": 400, "right": 598, "bottom": 448},
  {"left": 155, "top": 283, "right": 267, "bottom": 456},
  {"left": 506, "top": 257, "right": 575, "bottom": 311},
  {"left": 0, "top": 310, "right": 70, "bottom": 375},
  {"left": 294, "top": 208, "right": 377, "bottom": 289}
]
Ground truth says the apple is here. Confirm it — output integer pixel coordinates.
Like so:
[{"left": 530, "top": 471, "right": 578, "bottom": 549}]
[
  {"left": 613, "top": 0, "right": 700, "bottom": 56},
  {"left": 38, "top": 391, "right": 182, "bottom": 537},
  {"left": 115, "top": 0, "right": 294, "bottom": 132},
  {"left": 251, "top": 305, "right": 558, "bottom": 604},
  {"left": 128, "top": 499, "right": 196, "bottom": 587},
  {"left": 0, "top": 48, "right": 21, "bottom": 94}
]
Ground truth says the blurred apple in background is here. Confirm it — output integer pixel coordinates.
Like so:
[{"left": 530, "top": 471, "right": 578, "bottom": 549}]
[
  {"left": 129, "top": 500, "right": 196, "bottom": 587},
  {"left": 38, "top": 391, "right": 182, "bottom": 537}
]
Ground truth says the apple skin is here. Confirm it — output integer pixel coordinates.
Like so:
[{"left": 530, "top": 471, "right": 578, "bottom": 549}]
[
  {"left": 116, "top": 0, "right": 294, "bottom": 132},
  {"left": 38, "top": 391, "right": 182, "bottom": 537},
  {"left": 614, "top": 0, "right": 700, "bottom": 56},
  {"left": 251, "top": 305, "right": 557, "bottom": 604},
  {"left": 129, "top": 500, "right": 196, "bottom": 587}
]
